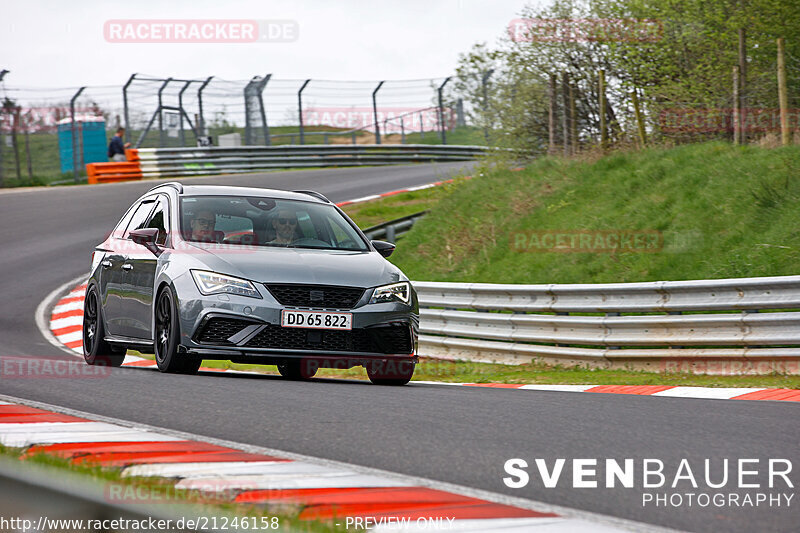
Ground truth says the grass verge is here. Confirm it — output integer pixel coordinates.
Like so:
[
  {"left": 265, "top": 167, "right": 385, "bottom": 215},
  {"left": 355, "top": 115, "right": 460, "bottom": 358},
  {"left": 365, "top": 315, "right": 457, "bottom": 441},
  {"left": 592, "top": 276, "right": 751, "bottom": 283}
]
[
  {"left": 128, "top": 352, "right": 799, "bottom": 388},
  {"left": 0, "top": 443, "right": 340, "bottom": 531}
]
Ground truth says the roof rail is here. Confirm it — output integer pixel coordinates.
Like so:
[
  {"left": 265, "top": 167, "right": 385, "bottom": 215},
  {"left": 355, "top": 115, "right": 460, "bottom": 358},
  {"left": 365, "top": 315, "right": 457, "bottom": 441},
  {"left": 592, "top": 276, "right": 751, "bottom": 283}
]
[
  {"left": 146, "top": 181, "right": 184, "bottom": 194},
  {"left": 293, "top": 190, "right": 331, "bottom": 203}
]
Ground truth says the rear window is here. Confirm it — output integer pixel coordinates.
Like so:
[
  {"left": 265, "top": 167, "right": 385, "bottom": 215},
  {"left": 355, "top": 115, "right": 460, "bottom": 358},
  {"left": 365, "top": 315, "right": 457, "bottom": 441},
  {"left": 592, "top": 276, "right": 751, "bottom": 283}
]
[{"left": 179, "top": 195, "right": 368, "bottom": 251}]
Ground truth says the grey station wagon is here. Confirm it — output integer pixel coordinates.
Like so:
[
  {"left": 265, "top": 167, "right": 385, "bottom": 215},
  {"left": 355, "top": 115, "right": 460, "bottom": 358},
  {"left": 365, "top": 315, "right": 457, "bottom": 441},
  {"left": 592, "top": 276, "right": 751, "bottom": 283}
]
[{"left": 83, "top": 183, "right": 419, "bottom": 385}]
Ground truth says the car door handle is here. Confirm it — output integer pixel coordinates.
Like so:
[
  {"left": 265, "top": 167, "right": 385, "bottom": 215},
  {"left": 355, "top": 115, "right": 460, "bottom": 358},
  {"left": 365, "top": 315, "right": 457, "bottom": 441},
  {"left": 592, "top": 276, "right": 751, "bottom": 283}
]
[
  {"left": 122, "top": 263, "right": 133, "bottom": 271},
  {"left": 101, "top": 260, "right": 112, "bottom": 268}
]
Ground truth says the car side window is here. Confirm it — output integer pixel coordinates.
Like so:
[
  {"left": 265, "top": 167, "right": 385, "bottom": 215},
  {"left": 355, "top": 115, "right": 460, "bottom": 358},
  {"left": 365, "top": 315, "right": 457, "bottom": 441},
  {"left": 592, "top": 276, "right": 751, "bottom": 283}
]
[
  {"left": 143, "top": 196, "right": 170, "bottom": 246},
  {"left": 111, "top": 205, "right": 137, "bottom": 239},
  {"left": 123, "top": 200, "right": 156, "bottom": 239}
]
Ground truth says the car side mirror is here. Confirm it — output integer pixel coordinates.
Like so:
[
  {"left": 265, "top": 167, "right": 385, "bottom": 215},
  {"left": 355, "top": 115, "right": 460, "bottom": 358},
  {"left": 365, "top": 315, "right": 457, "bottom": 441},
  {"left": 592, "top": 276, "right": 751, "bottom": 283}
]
[
  {"left": 371, "top": 240, "right": 396, "bottom": 258},
  {"left": 129, "top": 228, "right": 162, "bottom": 256}
]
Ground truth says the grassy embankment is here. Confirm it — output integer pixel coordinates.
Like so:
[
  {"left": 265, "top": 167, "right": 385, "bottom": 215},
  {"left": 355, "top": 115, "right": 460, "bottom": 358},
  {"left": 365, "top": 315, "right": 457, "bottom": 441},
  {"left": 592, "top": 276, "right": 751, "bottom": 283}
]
[{"left": 133, "top": 142, "right": 800, "bottom": 387}]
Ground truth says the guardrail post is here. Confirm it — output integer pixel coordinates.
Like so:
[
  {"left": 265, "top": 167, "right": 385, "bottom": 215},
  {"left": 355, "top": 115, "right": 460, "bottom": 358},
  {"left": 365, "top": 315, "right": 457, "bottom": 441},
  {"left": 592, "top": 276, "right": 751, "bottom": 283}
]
[
  {"left": 438, "top": 77, "right": 451, "bottom": 145},
  {"left": 122, "top": 73, "right": 136, "bottom": 139},
  {"left": 197, "top": 76, "right": 213, "bottom": 139},
  {"left": 70, "top": 86, "right": 85, "bottom": 182},
  {"left": 386, "top": 224, "right": 396, "bottom": 243},
  {"left": 372, "top": 81, "right": 385, "bottom": 144},
  {"left": 297, "top": 79, "right": 311, "bottom": 145}
]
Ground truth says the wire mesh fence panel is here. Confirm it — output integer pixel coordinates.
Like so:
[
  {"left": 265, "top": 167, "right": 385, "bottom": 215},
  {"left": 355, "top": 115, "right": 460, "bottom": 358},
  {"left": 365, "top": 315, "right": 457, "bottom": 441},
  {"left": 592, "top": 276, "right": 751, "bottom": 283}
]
[{"left": 0, "top": 73, "right": 484, "bottom": 187}]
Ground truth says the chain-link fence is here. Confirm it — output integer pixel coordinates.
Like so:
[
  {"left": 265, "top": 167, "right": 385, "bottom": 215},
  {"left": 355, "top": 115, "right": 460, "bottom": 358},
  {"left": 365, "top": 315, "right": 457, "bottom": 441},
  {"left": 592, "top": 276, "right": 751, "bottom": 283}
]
[{"left": 0, "top": 73, "right": 476, "bottom": 187}]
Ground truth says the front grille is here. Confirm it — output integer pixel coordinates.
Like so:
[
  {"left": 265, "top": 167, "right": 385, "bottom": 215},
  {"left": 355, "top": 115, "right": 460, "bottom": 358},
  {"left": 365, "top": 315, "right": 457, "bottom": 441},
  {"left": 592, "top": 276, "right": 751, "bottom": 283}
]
[
  {"left": 266, "top": 284, "right": 365, "bottom": 309},
  {"left": 195, "top": 317, "right": 252, "bottom": 345},
  {"left": 245, "top": 324, "right": 411, "bottom": 354}
]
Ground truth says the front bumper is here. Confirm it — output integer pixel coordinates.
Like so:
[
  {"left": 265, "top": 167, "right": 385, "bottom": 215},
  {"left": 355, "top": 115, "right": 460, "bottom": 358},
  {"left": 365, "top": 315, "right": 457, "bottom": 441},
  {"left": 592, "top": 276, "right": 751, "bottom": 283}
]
[{"left": 173, "top": 275, "right": 418, "bottom": 363}]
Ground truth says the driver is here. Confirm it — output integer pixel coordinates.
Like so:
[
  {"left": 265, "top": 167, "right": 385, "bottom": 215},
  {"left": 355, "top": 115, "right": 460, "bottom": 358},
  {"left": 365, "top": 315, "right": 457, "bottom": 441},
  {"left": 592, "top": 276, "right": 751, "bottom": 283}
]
[
  {"left": 269, "top": 209, "right": 298, "bottom": 245},
  {"left": 189, "top": 209, "right": 217, "bottom": 242}
]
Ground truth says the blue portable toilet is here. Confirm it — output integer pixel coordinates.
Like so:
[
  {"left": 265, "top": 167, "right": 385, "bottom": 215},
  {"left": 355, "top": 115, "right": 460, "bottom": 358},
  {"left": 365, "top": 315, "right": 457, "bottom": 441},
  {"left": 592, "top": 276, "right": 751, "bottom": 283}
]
[{"left": 57, "top": 115, "right": 108, "bottom": 174}]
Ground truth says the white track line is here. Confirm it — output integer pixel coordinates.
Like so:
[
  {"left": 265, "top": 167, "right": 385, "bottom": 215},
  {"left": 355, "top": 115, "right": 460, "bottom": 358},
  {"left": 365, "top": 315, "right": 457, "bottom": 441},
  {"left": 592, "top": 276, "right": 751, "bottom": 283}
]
[
  {"left": 519, "top": 385, "right": 597, "bottom": 392},
  {"left": 122, "top": 461, "right": 291, "bottom": 478},
  {"left": 0, "top": 421, "right": 181, "bottom": 447},
  {"left": 651, "top": 387, "right": 766, "bottom": 399},
  {"left": 35, "top": 273, "right": 89, "bottom": 357}
]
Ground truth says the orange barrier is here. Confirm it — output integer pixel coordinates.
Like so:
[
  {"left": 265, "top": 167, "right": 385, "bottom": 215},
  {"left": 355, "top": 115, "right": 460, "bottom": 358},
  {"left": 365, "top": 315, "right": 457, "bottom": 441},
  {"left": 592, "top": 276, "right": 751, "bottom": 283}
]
[
  {"left": 86, "top": 152, "right": 142, "bottom": 185},
  {"left": 86, "top": 162, "right": 142, "bottom": 184}
]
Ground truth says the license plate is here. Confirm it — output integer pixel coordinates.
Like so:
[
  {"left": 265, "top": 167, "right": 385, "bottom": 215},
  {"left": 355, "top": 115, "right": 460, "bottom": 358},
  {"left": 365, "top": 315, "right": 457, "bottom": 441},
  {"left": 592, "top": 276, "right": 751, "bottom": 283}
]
[{"left": 281, "top": 310, "right": 352, "bottom": 330}]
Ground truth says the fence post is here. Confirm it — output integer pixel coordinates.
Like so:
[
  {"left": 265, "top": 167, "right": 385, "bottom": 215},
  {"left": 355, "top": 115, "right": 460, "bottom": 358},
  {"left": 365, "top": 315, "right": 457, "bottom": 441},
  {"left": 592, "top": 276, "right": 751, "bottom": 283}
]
[
  {"left": 400, "top": 116, "right": 405, "bottom": 144},
  {"left": 259, "top": 74, "right": 271, "bottom": 146},
  {"left": 631, "top": 89, "right": 646, "bottom": 147},
  {"left": 738, "top": 27, "right": 747, "bottom": 144},
  {"left": 12, "top": 107, "right": 21, "bottom": 180},
  {"left": 372, "top": 81, "right": 385, "bottom": 145},
  {"left": 178, "top": 80, "right": 193, "bottom": 147},
  {"left": 733, "top": 65, "right": 741, "bottom": 145},
  {"left": 69, "top": 86, "right": 85, "bottom": 182},
  {"left": 157, "top": 78, "right": 172, "bottom": 148},
  {"left": 24, "top": 130, "right": 32, "bottom": 179},
  {"left": 297, "top": 79, "right": 311, "bottom": 145},
  {"left": 437, "top": 77, "right": 451, "bottom": 145},
  {"left": 570, "top": 81, "right": 577, "bottom": 152},
  {"left": 598, "top": 70, "right": 607, "bottom": 152},
  {"left": 562, "top": 72, "right": 570, "bottom": 156},
  {"left": 419, "top": 113, "right": 424, "bottom": 139},
  {"left": 777, "top": 38, "right": 790, "bottom": 147},
  {"left": 481, "top": 69, "right": 494, "bottom": 145},
  {"left": 548, "top": 74, "right": 556, "bottom": 154},
  {"left": 122, "top": 73, "right": 136, "bottom": 139},
  {"left": 197, "top": 76, "right": 213, "bottom": 139}
]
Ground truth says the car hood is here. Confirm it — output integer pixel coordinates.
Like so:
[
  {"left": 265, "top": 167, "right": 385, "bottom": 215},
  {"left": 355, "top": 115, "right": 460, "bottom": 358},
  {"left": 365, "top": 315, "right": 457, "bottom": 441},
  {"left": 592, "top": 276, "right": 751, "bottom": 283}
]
[{"left": 182, "top": 243, "right": 404, "bottom": 288}]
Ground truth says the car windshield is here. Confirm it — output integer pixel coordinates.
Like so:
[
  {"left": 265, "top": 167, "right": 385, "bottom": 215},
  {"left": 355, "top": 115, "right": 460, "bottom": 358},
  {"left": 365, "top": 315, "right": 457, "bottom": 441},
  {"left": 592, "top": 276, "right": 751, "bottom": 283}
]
[{"left": 180, "top": 195, "right": 369, "bottom": 251}]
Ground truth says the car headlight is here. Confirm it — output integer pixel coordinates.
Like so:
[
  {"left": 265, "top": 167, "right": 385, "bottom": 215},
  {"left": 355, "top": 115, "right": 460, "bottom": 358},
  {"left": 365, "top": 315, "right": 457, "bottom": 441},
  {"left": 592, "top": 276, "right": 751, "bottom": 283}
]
[
  {"left": 369, "top": 282, "right": 411, "bottom": 305},
  {"left": 191, "top": 270, "right": 262, "bottom": 299}
]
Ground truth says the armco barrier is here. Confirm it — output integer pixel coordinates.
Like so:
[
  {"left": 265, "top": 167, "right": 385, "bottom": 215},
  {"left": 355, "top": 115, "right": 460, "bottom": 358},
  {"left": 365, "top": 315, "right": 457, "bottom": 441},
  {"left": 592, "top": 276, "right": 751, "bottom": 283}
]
[
  {"left": 411, "top": 276, "right": 800, "bottom": 374},
  {"left": 85, "top": 144, "right": 487, "bottom": 182},
  {"left": 132, "top": 144, "right": 488, "bottom": 178}
]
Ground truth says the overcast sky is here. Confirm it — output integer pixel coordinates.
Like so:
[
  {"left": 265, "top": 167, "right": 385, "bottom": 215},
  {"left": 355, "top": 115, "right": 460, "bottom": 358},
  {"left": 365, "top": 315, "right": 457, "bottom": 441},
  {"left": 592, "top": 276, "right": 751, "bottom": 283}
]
[{"left": 1, "top": 0, "right": 540, "bottom": 88}]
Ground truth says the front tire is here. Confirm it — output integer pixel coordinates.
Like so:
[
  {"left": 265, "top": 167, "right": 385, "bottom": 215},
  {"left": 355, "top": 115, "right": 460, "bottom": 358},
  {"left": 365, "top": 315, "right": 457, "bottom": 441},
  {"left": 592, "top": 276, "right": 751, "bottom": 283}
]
[
  {"left": 83, "top": 285, "right": 126, "bottom": 367},
  {"left": 154, "top": 287, "right": 201, "bottom": 374},
  {"left": 366, "top": 359, "right": 415, "bottom": 386}
]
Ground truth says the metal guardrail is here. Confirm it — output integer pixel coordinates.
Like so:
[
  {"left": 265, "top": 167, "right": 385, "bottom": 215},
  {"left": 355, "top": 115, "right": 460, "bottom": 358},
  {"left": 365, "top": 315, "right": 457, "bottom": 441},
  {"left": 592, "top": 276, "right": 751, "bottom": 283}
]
[
  {"left": 412, "top": 276, "right": 800, "bottom": 371},
  {"left": 132, "top": 144, "right": 488, "bottom": 178},
  {"left": 363, "top": 211, "right": 428, "bottom": 242}
]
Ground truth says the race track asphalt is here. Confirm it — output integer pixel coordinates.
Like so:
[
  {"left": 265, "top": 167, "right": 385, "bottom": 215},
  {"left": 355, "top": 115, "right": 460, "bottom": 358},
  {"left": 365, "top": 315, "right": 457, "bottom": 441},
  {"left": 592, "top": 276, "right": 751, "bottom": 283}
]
[{"left": 0, "top": 162, "right": 797, "bottom": 533}]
